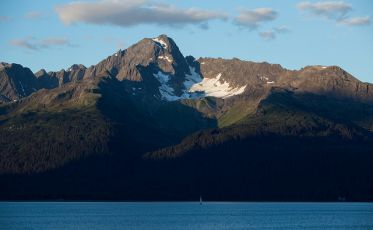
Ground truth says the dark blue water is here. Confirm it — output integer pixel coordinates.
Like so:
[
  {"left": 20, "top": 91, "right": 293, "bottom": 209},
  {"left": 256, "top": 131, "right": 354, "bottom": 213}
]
[{"left": 0, "top": 202, "right": 372, "bottom": 230}]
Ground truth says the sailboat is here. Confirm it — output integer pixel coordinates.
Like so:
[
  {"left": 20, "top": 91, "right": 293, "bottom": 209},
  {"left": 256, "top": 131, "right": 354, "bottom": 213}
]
[{"left": 199, "top": 196, "right": 202, "bottom": 205}]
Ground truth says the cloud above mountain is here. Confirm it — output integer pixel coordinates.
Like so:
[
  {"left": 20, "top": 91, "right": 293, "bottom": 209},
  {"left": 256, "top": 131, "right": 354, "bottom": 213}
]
[
  {"left": 297, "top": 1, "right": 370, "bottom": 26},
  {"left": 55, "top": 0, "right": 227, "bottom": 28},
  {"left": 234, "top": 8, "right": 278, "bottom": 30},
  {"left": 259, "top": 31, "right": 276, "bottom": 40},
  {"left": 340, "top": 16, "right": 371, "bottom": 26},
  {"left": 10, "top": 37, "right": 74, "bottom": 51},
  {"left": 0, "top": 15, "right": 10, "bottom": 22},
  {"left": 297, "top": 1, "right": 351, "bottom": 20},
  {"left": 25, "top": 11, "right": 44, "bottom": 20}
]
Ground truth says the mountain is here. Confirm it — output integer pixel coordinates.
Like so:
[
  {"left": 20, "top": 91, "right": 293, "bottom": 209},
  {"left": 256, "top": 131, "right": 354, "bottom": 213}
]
[
  {"left": 0, "top": 63, "right": 40, "bottom": 102},
  {"left": 1, "top": 35, "right": 373, "bottom": 201}
]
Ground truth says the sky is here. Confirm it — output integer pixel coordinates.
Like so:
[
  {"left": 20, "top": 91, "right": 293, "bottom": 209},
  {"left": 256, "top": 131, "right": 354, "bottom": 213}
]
[{"left": 0, "top": 0, "right": 372, "bottom": 82}]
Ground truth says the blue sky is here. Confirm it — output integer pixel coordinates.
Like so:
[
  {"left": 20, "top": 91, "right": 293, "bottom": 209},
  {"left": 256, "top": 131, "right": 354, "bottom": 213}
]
[{"left": 0, "top": 0, "right": 372, "bottom": 82}]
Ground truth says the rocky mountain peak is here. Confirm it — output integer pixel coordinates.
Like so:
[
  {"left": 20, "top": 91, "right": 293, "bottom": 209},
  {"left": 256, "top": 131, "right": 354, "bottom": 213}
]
[
  {"left": 82, "top": 35, "right": 187, "bottom": 82},
  {"left": 0, "top": 63, "right": 39, "bottom": 102},
  {"left": 151, "top": 34, "right": 172, "bottom": 50},
  {"left": 77, "top": 35, "right": 195, "bottom": 100},
  {"left": 0, "top": 62, "right": 10, "bottom": 69},
  {"left": 35, "top": 69, "right": 47, "bottom": 77},
  {"left": 68, "top": 64, "right": 86, "bottom": 72}
]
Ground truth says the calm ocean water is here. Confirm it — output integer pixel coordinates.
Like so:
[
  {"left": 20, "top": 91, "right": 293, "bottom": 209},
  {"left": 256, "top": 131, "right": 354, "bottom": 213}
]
[{"left": 0, "top": 202, "right": 372, "bottom": 230}]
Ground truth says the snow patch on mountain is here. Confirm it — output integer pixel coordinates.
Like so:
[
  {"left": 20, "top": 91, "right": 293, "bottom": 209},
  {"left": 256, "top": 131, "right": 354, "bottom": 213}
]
[
  {"left": 19, "top": 81, "right": 26, "bottom": 96},
  {"left": 153, "top": 71, "right": 179, "bottom": 101},
  {"left": 158, "top": 55, "right": 173, "bottom": 63},
  {"left": 153, "top": 67, "right": 247, "bottom": 101},
  {"left": 189, "top": 73, "right": 246, "bottom": 98},
  {"left": 152, "top": 38, "right": 168, "bottom": 49},
  {"left": 184, "top": 67, "right": 202, "bottom": 89}
]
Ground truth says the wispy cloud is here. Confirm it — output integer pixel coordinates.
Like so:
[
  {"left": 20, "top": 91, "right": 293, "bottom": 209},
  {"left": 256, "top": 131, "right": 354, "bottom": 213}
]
[
  {"left": 259, "top": 31, "right": 276, "bottom": 40},
  {"left": 40, "top": 38, "right": 72, "bottom": 48},
  {"left": 0, "top": 15, "right": 10, "bottom": 22},
  {"left": 257, "top": 25, "right": 290, "bottom": 41},
  {"left": 10, "top": 37, "right": 75, "bottom": 51},
  {"left": 234, "top": 8, "right": 278, "bottom": 30},
  {"left": 297, "top": 1, "right": 371, "bottom": 27},
  {"left": 232, "top": 8, "right": 287, "bottom": 40},
  {"left": 55, "top": 0, "right": 227, "bottom": 28},
  {"left": 10, "top": 38, "right": 38, "bottom": 50},
  {"left": 297, "top": 1, "right": 351, "bottom": 20},
  {"left": 25, "top": 11, "right": 44, "bottom": 20},
  {"left": 274, "top": 25, "right": 291, "bottom": 33},
  {"left": 340, "top": 16, "right": 371, "bottom": 26}
]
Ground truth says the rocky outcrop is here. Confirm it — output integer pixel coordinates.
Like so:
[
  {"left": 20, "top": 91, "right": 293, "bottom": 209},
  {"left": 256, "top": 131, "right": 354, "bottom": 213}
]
[
  {"left": 82, "top": 35, "right": 188, "bottom": 79},
  {"left": 35, "top": 69, "right": 59, "bottom": 89},
  {"left": 198, "top": 57, "right": 286, "bottom": 87},
  {"left": 0, "top": 63, "right": 39, "bottom": 102},
  {"left": 272, "top": 66, "right": 373, "bottom": 102},
  {"left": 198, "top": 58, "right": 373, "bottom": 103}
]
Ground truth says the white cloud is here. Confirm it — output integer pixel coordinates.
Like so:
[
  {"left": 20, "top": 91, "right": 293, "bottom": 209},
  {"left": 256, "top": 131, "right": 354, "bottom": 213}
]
[
  {"left": 25, "top": 11, "right": 44, "bottom": 19},
  {"left": 10, "top": 37, "right": 74, "bottom": 51},
  {"left": 297, "top": 1, "right": 371, "bottom": 27},
  {"left": 234, "top": 8, "right": 278, "bottom": 29},
  {"left": 10, "top": 38, "right": 38, "bottom": 50},
  {"left": 259, "top": 31, "right": 276, "bottom": 40},
  {"left": 0, "top": 15, "right": 10, "bottom": 22},
  {"left": 297, "top": 1, "right": 352, "bottom": 20},
  {"left": 274, "top": 25, "right": 291, "bottom": 33},
  {"left": 340, "top": 16, "right": 371, "bottom": 26},
  {"left": 55, "top": 0, "right": 227, "bottom": 28},
  {"left": 40, "top": 38, "right": 71, "bottom": 47}
]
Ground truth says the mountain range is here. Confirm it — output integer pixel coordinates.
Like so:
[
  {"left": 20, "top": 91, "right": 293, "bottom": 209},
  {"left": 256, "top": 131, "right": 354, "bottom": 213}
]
[{"left": 1, "top": 34, "right": 373, "bottom": 201}]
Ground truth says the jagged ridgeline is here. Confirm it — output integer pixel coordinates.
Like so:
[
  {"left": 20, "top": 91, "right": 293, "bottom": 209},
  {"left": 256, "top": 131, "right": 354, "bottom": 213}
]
[{"left": 1, "top": 35, "right": 373, "bottom": 201}]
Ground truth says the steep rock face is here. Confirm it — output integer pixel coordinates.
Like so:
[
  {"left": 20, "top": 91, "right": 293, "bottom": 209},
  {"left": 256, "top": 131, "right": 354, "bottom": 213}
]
[
  {"left": 198, "top": 58, "right": 286, "bottom": 88},
  {"left": 67, "top": 64, "right": 87, "bottom": 82},
  {"left": 0, "top": 63, "right": 39, "bottom": 102},
  {"left": 197, "top": 58, "right": 373, "bottom": 103},
  {"left": 84, "top": 35, "right": 190, "bottom": 84},
  {"left": 44, "top": 64, "right": 87, "bottom": 87},
  {"left": 279, "top": 66, "right": 373, "bottom": 102},
  {"left": 34, "top": 69, "right": 59, "bottom": 89},
  {"left": 194, "top": 58, "right": 287, "bottom": 107},
  {"left": 70, "top": 35, "right": 192, "bottom": 99}
]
